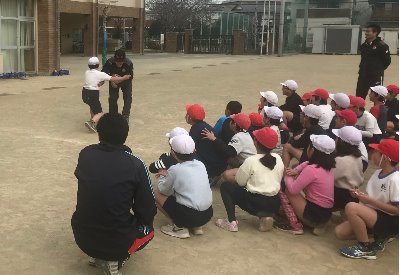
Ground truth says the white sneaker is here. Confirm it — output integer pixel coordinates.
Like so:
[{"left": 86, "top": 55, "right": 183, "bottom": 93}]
[
  {"left": 215, "top": 218, "right": 239, "bottom": 232},
  {"left": 92, "top": 259, "right": 121, "bottom": 275},
  {"left": 259, "top": 217, "right": 274, "bottom": 232},
  {"left": 161, "top": 224, "right": 190, "bottom": 239},
  {"left": 190, "top": 226, "right": 204, "bottom": 235}
]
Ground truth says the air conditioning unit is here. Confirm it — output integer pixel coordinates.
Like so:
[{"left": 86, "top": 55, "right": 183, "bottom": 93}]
[{"left": 312, "top": 25, "right": 360, "bottom": 54}]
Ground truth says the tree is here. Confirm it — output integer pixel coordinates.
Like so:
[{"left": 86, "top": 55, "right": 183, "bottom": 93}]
[{"left": 146, "top": 0, "right": 215, "bottom": 32}]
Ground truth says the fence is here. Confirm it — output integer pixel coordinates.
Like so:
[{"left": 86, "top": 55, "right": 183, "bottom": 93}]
[{"left": 190, "top": 35, "right": 233, "bottom": 54}]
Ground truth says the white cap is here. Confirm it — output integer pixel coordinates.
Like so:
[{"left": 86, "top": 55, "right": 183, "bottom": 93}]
[
  {"left": 280, "top": 80, "right": 298, "bottom": 91},
  {"left": 88, "top": 57, "right": 100, "bottom": 66},
  {"left": 263, "top": 106, "right": 283, "bottom": 120},
  {"left": 370, "top": 85, "right": 388, "bottom": 97},
  {"left": 310, "top": 135, "right": 336, "bottom": 154},
  {"left": 329, "top": 93, "right": 350, "bottom": 109},
  {"left": 332, "top": 126, "right": 362, "bottom": 146},
  {"left": 169, "top": 135, "right": 195, "bottom": 154},
  {"left": 260, "top": 91, "right": 279, "bottom": 106},
  {"left": 165, "top": 127, "right": 189, "bottom": 139},
  {"left": 300, "top": 104, "right": 322, "bottom": 119}
]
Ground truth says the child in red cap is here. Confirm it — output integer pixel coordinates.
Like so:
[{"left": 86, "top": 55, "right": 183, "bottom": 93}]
[
  {"left": 202, "top": 113, "right": 257, "bottom": 182},
  {"left": 185, "top": 104, "right": 227, "bottom": 179},
  {"left": 248, "top": 112, "right": 264, "bottom": 139},
  {"left": 385, "top": 84, "right": 399, "bottom": 137},
  {"left": 336, "top": 139, "right": 399, "bottom": 260},
  {"left": 311, "top": 88, "right": 336, "bottom": 130},
  {"left": 215, "top": 127, "right": 284, "bottom": 232}
]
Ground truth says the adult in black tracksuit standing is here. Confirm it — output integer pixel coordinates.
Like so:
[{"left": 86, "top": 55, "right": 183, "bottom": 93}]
[
  {"left": 356, "top": 24, "right": 391, "bottom": 99},
  {"left": 102, "top": 49, "right": 134, "bottom": 123},
  {"left": 71, "top": 113, "right": 156, "bottom": 275}
]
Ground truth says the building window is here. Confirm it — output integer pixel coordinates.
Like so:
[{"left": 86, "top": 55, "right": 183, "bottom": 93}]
[{"left": 0, "top": 0, "right": 35, "bottom": 73}]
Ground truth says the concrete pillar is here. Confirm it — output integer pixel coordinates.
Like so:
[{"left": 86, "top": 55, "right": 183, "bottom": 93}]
[
  {"left": 132, "top": 9, "right": 145, "bottom": 54},
  {"left": 184, "top": 29, "right": 193, "bottom": 54},
  {"left": 37, "top": 0, "right": 60, "bottom": 74},
  {"left": 232, "top": 30, "right": 245, "bottom": 55},
  {"left": 83, "top": 7, "right": 98, "bottom": 57},
  {"left": 165, "top": 32, "right": 179, "bottom": 53}
]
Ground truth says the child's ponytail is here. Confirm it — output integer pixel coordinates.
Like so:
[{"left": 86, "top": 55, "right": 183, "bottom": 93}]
[{"left": 259, "top": 149, "right": 276, "bottom": 170}]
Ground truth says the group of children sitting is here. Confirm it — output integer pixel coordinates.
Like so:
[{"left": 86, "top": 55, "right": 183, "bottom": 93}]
[{"left": 150, "top": 80, "right": 399, "bottom": 261}]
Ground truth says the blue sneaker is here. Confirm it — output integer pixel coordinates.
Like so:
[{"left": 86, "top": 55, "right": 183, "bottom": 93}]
[
  {"left": 339, "top": 243, "right": 376, "bottom": 260},
  {"left": 371, "top": 236, "right": 396, "bottom": 252}
]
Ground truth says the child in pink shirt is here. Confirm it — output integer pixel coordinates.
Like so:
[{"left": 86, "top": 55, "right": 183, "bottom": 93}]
[{"left": 275, "top": 135, "right": 336, "bottom": 235}]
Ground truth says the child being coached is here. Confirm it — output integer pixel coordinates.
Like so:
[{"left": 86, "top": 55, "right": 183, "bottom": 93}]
[
  {"left": 276, "top": 135, "right": 336, "bottom": 235},
  {"left": 248, "top": 112, "right": 264, "bottom": 138},
  {"left": 262, "top": 106, "right": 283, "bottom": 155},
  {"left": 215, "top": 127, "right": 284, "bottom": 232},
  {"left": 82, "top": 57, "right": 130, "bottom": 132},
  {"left": 369, "top": 85, "right": 388, "bottom": 136},
  {"left": 385, "top": 84, "right": 399, "bottom": 137},
  {"left": 214, "top": 101, "right": 242, "bottom": 138},
  {"left": 148, "top": 127, "right": 189, "bottom": 174},
  {"left": 155, "top": 134, "right": 213, "bottom": 239},
  {"left": 335, "top": 139, "right": 399, "bottom": 260}
]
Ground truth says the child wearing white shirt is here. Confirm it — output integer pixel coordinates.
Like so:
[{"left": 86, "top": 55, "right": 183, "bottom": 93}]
[
  {"left": 82, "top": 57, "right": 130, "bottom": 132},
  {"left": 335, "top": 139, "right": 399, "bottom": 260}
]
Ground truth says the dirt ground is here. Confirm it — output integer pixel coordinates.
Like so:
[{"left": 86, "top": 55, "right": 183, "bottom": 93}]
[{"left": 0, "top": 53, "right": 398, "bottom": 275}]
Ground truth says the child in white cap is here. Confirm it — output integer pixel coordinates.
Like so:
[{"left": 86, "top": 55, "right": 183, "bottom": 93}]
[
  {"left": 258, "top": 90, "right": 279, "bottom": 112},
  {"left": 282, "top": 104, "right": 326, "bottom": 168},
  {"left": 279, "top": 80, "right": 304, "bottom": 135},
  {"left": 155, "top": 135, "right": 213, "bottom": 239},
  {"left": 263, "top": 106, "right": 284, "bottom": 155},
  {"left": 332, "top": 126, "right": 364, "bottom": 210},
  {"left": 82, "top": 57, "right": 130, "bottom": 132},
  {"left": 149, "top": 127, "right": 189, "bottom": 174},
  {"left": 275, "top": 135, "right": 336, "bottom": 235},
  {"left": 369, "top": 85, "right": 388, "bottom": 136},
  {"left": 215, "top": 127, "right": 284, "bottom": 232}
]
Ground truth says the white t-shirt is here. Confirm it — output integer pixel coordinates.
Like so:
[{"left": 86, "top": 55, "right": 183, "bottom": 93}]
[
  {"left": 270, "top": 125, "right": 283, "bottom": 155},
  {"left": 228, "top": 131, "right": 257, "bottom": 165},
  {"left": 318, "top": 105, "right": 335, "bottom": 130},
  {"left": 355, "top": 111, "right": 382, "bottom": 137},
  {"left": 235, "top": 153, "right": 284, "bottom": 196},
  {"left": 366, "top": 169, "right": 399, "bottom": 215},
  {"left": 83, "top": 69, "right": 112, "bottom": 90}
]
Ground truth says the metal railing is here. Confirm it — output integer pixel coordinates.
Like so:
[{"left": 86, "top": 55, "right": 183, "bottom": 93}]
[{"left": 190, "top": 35, "right": 233, "bottom": 54}]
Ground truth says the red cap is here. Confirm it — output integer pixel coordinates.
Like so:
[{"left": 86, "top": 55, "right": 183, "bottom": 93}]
[
  {"left": 369, "top": 139, "right": 399, "bottom": 163},
  {"left": 349, "top": 96, "right": 366, "bottom": 108},
  {"left": 387, "top": 84, "right": 399, "bottom": 95},
  {"left": 249, "top": 112, "right": 264, "bottom": 127},
  {"left": 186, "top": 104, "right": 205, "bottom": 121},
  {"left": 335, "top": 109, "right": 357, "bottom": 126},
  {"left": 253, "top": 127, "right": 278, "bottom": 149},
  {"left": 312, "top": 88, "right": 329, "bottom": 100},
  {"left": 301, "top": 92, "right": 313, "bottom": 101},
  {"left": 230, "top": 113, "right": 251, "bottom": 130}
]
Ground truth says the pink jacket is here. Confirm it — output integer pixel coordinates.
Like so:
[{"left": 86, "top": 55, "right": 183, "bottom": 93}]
[{"left": 285, "top": 161, "right": 334, "bottom": 208}]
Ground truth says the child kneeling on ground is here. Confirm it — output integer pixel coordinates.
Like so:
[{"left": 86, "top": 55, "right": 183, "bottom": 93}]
[
  {"left": 335, "top": 139, "right": 399, "bottom": 260},
  {"left": 215, "top": 127, "right": 284, "bottom": 232},
  {"left": 155, "top": 134, "right": 213, "bottom": 239},
  {"left": 276, "top": 135, "right": 336, "bottom": 235},
  {"left": 71, "top": 113, "right": 156, "bottom": 275}
]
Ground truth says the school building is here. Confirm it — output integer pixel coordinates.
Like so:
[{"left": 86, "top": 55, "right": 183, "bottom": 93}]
[{"left": 0, "top": 0, "right": 144, "bottom": 75}]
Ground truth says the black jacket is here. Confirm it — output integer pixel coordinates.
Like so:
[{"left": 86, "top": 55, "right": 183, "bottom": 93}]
[
  {"left": 71, "top": 142, "right": 156, "bottom": 261},
  {"left": 102, "top": 57, "right": 134, "bottom": 84},
  {"left": 359, "top": 37, "right": 391, "bottom": 77}
]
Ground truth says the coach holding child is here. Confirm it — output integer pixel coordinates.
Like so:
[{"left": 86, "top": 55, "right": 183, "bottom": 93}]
[
  {"left": 356, "top": 24, "right": 391, "bottom": 99},
  {"left": 102, "top": 49, "right": 134, "bottom": 123}
]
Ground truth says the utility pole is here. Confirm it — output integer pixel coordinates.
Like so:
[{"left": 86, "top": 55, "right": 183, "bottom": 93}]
[
  {"left": 278, "top": 0, "right": 285, "bottom": 56},
  {"left": 260, "top": 0, "right": 266, "bottom": 55},
  {"left": 301, "top": 0, "right": 309, "bottom": 52},
  {"left": 272, "top": 0, "right": 276, "bottom": 54},
  {"left": 266, "top": 0, "right": 271, "bottom": 55}
]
